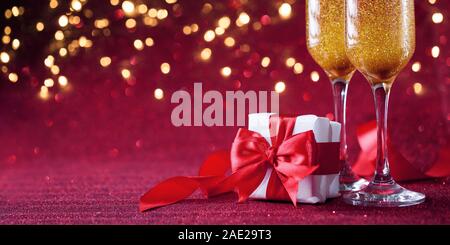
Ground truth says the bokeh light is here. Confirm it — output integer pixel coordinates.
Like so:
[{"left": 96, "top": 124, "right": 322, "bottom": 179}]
[
  {"left": 154, "top": 88, "right": 164, "bottom": 100},
  {"left": 431, "top": 46, "right": 440, "bottom": 58},
  {"left": 261, "top": 57, "right": 271, "bottom": 68},
  {"left": 100, "top": 56, "right": 112, "bottom": 67},
  {"left": 412, "top": 62, "right": 421, "bottom": 72},
  {"left": 0, "top": 52, "right": 10, "bottom": 63},
  {"left": 160, "top": 62, "right": 171, "bottom": 74},
  {"left": 221, "top": 66, "right": 232, "bottom": 77},
  {"left": 122, "top": 1, "right": 135, "bottom": 14},
  {"left": 311, "top": 71, "right": 320, "bottom": 82},
  {"left": 432, "top": 12, "right": 444, "bottom": 24},
  {"left": 200, "top": 48, "right": 212, "bottom": 61},
  {"left": 275, "top": 81, "right": 286, "bottom": 93},
  {"left": 278, "top": 3, "right": 292, "bottom": 19}
]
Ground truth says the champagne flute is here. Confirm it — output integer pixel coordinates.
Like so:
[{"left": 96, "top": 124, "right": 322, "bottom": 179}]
[
  {"left": 306, "top": 0, "right": 368, "bottom": 192},
  {"left": 343, "top": 0, "right": 425, "bottom": 206}
]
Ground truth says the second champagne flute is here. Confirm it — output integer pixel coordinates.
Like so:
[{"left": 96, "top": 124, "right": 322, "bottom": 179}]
[
  {"left": 343, "top": 0, "right": 425, "bottom": 206},
  {"left": 306, "top": 0, "right": 367, "bottom": 192}
]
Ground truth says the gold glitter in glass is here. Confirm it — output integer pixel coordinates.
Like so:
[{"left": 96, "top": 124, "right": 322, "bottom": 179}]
[
  {"left": 307, "top": 0, "right": 355, "bottom": 81},
  {"left": 345, "top": 0, "right": 415, "bottom": 85}
]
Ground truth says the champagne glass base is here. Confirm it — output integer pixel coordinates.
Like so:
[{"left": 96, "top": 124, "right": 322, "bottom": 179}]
[
  {"left": 342, "top": 181, "right": 425, "bottom": 207},
  {"left": 339, "top": 178, "right": 369, "bottom": 192}
]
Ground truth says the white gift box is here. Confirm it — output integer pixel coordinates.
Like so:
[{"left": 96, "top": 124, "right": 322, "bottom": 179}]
[{"left": 248, "top": 113, "right": 341, "bottom": 203}]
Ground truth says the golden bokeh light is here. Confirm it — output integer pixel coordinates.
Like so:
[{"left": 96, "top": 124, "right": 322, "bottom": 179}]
[
  {"left": 58, "top": 15, "right": 69, "bottom": 27},
  {"left": 200, "top": 48, "right": 212, "bottom": 61},
  {"left": 275, "top": 81, "right": 286, "bottom": 93},
  {"left": 413, "top": 82, "right": 423, "bottom": 95},
  {"left": 110, "top": 0, "right": 119, "bottom": 6},
  {"left": 215, "top": 27, "right": 225, "bottom": 36},
  {"left": 94, "top": 19, "right": 109, "bottom": 29},
  {"left": 183, "top": 25, "right": 192, "bottom": 35},
  {"left": 431, "top": 46, "right": 440, "bottom": 58},
  {"left": 154, "top": 88, "right": 164, "bottom": 100},
  {"left": 138, "top": 4, "right": 148, "bottom": 14},
  {"left": 58, "top": 76, "right": 68, "bottom": 87},
  {"left": 133, "top": 39, "right": 144, "bottom": 50},
  {"left": 148, "top": 8, "right": 157, "bottom": 18},
  {"left": 145, "top": 37, "right": 154, "bottom": 46},
  {"left": 236, "top": 12, "right": 250, "bottom": 27},
  {"left": 145, "top": 37, "right": 155, "bottom": 47},
  {"left": 54, "top": 30, "right": 64, "bottom": 40},
  {"left": 278, "top": 3, "right": 292, "bottom": 19},
  {"left": 59, "top": 48, "right": 67, "bottom": 57},
  {"left": 100, "top": 56, "right": 112, "bottom": 67},
  {"left": 204, "top": 30, "right": 215, "bottom": 42},
  {"left": 50, "top": 65, "right": 60, "bottom": 75},
  {"left": 71, "top": 0, "right": 82, "bottom": 11},
  {"left": 44, "top": 55, "right": 54, "bottom": 67},
  {"left": 221, "top": 66, "right": 232, "bottom": 77},
  {"left": 2, "top": 35, "right": 11, "bottom": 44},
  {"left": 432, "top": 12, "right": 444, "bottom": 24},
  {"left": 44, "top": 78, "right": 55, "bottom": 87},
  {"left": 0, "top": 52, "right": 10, "bottom": 63},
  {"left": 311, "top": 71, "right": 320, "bottom": 82},
  {"left": 160, "top": 62, "right": 171, "bottom": 74},
  {"left": 122, "top": 1, "right": 135, "bottom": 14},
  {"left": 261, "top": 57, "right": 271, "bottom": 68},
  {"left": 191, "top": 24, "right": 199, "bottom": 32},
  {"left": 157, "top": 9, "right": 168, "bottom": 20},
  {"left": 121, "top": 68, "right": 131, "bottom": 79},
  {"left": 11, "top": 6, "right": 20, "bottom": 17},
  {"left": 40, "top": 86, "right": 50, "bottom": 100},
  {"left": 411, "top": 62, "right": 421, "bottom": 72},
  {"left": 285, "top": 57, "right": 296, "bottom": 67},
  {"left": 36, "top": 22, "right": 45, "bottom": 31},
  {"left": 218, "top": 16, "right": 231, "bottom": 29},
  {"left": 294, "top": 63, "right": 304, "bottom": 74},
  {"left": 12, "top": 39, "right": 20, "bottom": 50},
  {"left": 8, "top": 72, "right": 18, "bottom": 83},
  {"left": 224, "top": 37, "right": 235, "bottom": 47},
  {"left": 49, "top": 0, "right": 58, "bottom": 9},
  {"left": 4, "top": 26, "right": 11, "bottom": 35},
  {"left": 125, "top": 18, "right": 137, "bottom": 29}
]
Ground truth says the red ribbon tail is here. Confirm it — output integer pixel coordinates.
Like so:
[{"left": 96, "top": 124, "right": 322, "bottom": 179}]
[
  {"left": 139, "top": 176, "right": 222, "bottom": 212},
  {"left": 278, "top": 165, "right": 319, "bottom": 207},
  {"left": 284, "top": 178, "right": 299, "bottom": 207}
]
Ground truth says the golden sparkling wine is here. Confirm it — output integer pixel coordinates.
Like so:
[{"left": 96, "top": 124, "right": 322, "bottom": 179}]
[
  {"left": 306, "top": 0, "right": 355, "bottom": 81},
  {"left": 345, "top": 0, "right": 415, "bottom": 86}
]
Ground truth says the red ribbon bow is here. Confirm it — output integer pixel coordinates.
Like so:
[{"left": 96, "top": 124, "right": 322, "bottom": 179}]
[
  {"left": 139, "top": 115, "right": 340, "bottom": 212},
  {"left": 229, "top": 116, "right": 320, "bottom": 205}
]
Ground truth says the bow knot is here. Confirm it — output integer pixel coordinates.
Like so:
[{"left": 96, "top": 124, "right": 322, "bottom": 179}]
[{"left": 266, "top": 146, "right": 278, "bottom": 167}]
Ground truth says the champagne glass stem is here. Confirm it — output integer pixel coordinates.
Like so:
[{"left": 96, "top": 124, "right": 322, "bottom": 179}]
[
  {"left": 343, "top": 82, "right": 425, "bottom": 207},
  {"left": 372, "top": 84, "right": 393, "bottom": 183},
  {"left": 332, "top": 79, "right": 349, "bottom": 163},
  {"left": 333, "top": 79, "right": 367, "bottom": 191}
]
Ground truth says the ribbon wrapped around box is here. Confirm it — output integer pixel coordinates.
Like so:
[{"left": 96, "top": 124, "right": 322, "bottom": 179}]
[
  {"left": 139, "top": 113, "right": 342, "bottom": 212},
  {"left": 246, "top": 113, "right": 341, "bottom": 203}
]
